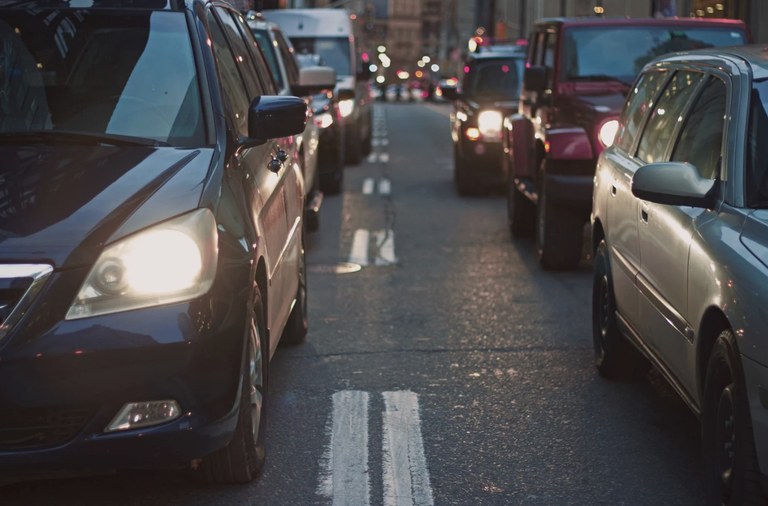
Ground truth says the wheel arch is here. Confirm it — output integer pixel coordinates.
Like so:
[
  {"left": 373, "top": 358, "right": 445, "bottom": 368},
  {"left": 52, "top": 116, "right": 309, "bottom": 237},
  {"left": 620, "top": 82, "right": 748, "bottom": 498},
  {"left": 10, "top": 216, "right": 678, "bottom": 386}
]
[
  {"left": 592, "top": 218, "right": 605, "bottom": 256},
  {"left": 697, "top": 307, "right": 732, "bottom": 398}
]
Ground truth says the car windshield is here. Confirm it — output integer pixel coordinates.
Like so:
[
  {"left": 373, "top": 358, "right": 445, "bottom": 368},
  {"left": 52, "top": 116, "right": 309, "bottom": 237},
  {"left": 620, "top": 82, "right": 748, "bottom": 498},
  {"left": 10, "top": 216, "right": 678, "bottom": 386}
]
[
  {"left": 290, "top": 37, "right": 350, "bottom": 76},
  {"left": 747, "top": 80, "right": 768, "bottom": 207},
  {"left": 463, "top": 58, "right": 524, "bottom": 100},
  {"left": 0, "top": 9, "right": 204, "bottom": 147},
  {"left": 561, "top": 26, "right": 746, "bottom": 85}
]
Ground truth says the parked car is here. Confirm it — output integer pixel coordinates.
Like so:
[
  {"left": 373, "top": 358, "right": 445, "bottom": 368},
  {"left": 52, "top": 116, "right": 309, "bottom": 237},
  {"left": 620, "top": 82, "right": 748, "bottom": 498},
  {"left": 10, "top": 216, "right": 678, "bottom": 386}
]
[
  {"left": 504, "top": 17, "right": 748, "bottom": 269},
  {"left": 592, "top": 44, "right": 768, "bottom": 504},
  {"left": 295, "top": 52, "right": 346, "bottom": 195},
  {"left": 247, "top": 11, "right": 336, "bottom": 227},
  {"left": 442, "top": 43, "right": 527, "bottom": 195},
  {"left": 0, "top": 0, "right": 309, "bottom": 483},
  {"left": 263, "top": 8, "right": 374, "bottom": 165}
]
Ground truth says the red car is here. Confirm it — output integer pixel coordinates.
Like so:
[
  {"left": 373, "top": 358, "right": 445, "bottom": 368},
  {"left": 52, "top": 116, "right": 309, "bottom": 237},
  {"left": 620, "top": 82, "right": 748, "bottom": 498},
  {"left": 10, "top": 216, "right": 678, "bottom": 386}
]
[{"left": 503, "top": 17, "right": 749, "bottom": 269}]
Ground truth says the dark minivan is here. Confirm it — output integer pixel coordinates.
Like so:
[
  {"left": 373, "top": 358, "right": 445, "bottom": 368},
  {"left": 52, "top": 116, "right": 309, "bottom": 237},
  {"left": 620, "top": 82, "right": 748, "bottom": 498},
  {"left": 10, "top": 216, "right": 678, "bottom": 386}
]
[{"left": 0, "top": 0, "right": 311, "bottom": 483}]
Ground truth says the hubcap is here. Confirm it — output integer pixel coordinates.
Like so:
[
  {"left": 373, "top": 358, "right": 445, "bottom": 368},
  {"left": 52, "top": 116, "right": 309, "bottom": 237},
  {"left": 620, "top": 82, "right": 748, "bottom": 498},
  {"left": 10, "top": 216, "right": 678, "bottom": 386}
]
[
  {"left": 715, "top": 383, "right": 736, "bottom": 498},
  {"left": 248, "top": 319, "right": 264, "bottom": 439}
]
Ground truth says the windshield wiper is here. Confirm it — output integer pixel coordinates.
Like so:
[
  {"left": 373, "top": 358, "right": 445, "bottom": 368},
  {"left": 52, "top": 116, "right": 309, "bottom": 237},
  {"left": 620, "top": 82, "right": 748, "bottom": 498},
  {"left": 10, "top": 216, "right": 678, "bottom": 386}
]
[{"left": 0, "top": 130, "right": 171, "bottom": 147}]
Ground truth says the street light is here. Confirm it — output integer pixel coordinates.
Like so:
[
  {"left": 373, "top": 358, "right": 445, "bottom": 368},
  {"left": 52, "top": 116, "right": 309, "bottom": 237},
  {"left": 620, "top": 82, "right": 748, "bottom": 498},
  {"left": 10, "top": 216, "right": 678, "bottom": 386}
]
[
  {"left": 377, "top": 45, "right": 386, "bottom": 53},
  {"left": 431, "top": 63, "right": 440, "bottom": 73}
]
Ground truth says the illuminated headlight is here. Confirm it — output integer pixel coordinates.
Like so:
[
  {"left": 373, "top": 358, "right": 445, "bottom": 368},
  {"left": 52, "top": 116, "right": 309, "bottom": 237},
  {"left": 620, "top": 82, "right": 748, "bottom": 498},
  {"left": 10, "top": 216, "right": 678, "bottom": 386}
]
[
  {"left": 314, "top": 112, "right": 334, "bottom": 129},
  {"left": 477, "top": 110, "right": 502, "bottom": 141},
  {"left": 105, "top": 400, "right": 181, "bottom": 432},
  {"left": 66, "top": 209, "right": 218, "bottom": 319},
  {"left": 339, "top": 99, "right": 355, "bottom": 118},
  {"left": 598, "top": 119, "right": 620, "bottom": 148}
]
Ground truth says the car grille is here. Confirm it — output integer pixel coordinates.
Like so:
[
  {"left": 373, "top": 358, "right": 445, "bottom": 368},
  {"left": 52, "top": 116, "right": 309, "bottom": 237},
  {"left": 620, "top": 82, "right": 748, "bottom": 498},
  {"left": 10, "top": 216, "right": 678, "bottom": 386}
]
[
  {"left": 0, "top": 264, "right": 53, "bottom": 341},
  {"left": 0, "top": 406, "right": 95, "bottom": 450}
]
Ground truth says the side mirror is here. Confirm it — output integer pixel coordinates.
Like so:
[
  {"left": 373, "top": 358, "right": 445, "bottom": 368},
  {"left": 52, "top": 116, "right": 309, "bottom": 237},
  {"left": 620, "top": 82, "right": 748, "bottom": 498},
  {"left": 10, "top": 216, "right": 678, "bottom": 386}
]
[
  {"left": 247, "top": 95, "right": 307, "bottom": 143},
  {"left": 337, "top": 88, "right": 355, "bottom": 102},
  {"left": 440, "top": 86, "right": 461, "bottom": 101},
  {"left": 292, "top": 65, "right": 337, "bottom": 96},
  {"left": 523, "top": 66, "right": 547, "bottom": 94},
  {"left": 631, "top": 162, "right": 718, "bottom": 208}
]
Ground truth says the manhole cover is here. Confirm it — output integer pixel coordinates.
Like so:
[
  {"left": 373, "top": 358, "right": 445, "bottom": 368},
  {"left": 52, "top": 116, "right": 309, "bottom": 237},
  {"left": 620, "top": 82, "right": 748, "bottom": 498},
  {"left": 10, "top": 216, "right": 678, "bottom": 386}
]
[{"left": 308, "top": 262, "right": 362, "bottom": 274}]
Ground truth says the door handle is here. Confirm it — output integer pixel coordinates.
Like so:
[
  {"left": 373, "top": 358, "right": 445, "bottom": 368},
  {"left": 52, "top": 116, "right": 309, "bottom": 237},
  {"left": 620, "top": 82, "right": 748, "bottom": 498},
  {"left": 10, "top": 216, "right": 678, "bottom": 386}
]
[
  {"left": 610, "top": 185, "right": 617, "bottom": 196},
  {"left": 641, "top": 209, "right": 649, "bottom": 223}
]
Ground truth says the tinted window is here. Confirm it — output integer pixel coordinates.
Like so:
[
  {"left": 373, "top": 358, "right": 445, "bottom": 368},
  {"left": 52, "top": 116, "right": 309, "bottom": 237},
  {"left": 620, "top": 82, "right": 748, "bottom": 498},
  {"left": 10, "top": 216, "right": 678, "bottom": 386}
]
[
  {"left": 275, "top": 30, "right": 300, "bottom": 85},
  {"left": 253, "top": 28, "right": 285, "bottom": 90},
  {"left": 216, "top": 8, "right": 262, "bottom": 97},
  {"left": 291, "top": 37, "right": 351, "bottom": 76},
  {"left": 0, "top": 9, "right": 204, "bottom": 147},
  {"left": 637, "top": 71, "right": 703, "bottom": 164},
  {"left": 561, "top": 26, "right": 746, "bottom": 85},
  {"left": 747, "top": 80, "right": 768, "bottom": 206},
  {"left": 463, "top": 58, "right": 524, "bottom": 100},
  {"left": 616, "top": 70, "right": 668, "bottom": 153},
  {"left": 671, "top": 76, "right": 726, "bottom": 179},
  {"left": 207, "top": 11, "right": 250, "bottom": 136}
]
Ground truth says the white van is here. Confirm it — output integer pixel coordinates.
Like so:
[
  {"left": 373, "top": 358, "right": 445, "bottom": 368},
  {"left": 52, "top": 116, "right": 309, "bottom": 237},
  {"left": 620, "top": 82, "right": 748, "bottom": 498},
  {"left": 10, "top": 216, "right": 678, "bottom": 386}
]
[{"left": 262, "top": 8, "right": 373, "bottom": 164}]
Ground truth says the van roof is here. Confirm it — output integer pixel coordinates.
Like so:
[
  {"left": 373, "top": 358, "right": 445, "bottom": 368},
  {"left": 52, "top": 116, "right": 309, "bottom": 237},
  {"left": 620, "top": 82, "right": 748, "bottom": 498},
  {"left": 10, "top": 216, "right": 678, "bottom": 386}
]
[{"left": 262, "top": 8, "right": 352, "bottom": 37}]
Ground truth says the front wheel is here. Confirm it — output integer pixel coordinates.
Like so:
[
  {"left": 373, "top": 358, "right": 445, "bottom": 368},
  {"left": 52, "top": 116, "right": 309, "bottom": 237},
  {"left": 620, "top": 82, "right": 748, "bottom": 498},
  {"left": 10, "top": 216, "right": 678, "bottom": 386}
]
[
  {"left": 280, "top": 241, "right": 308, "bottom": 346},
  {"left": 592, "top": 240, "right": 648, "bottom": 381},
  {"left": 200, "top": 290, "right": 267, "bottom": 483},
  {"left": 536, "top": 176, "right": 584, "bottom": 270},
  {"left": 702, "top": 330, "right": 764, "bottom": 505}
]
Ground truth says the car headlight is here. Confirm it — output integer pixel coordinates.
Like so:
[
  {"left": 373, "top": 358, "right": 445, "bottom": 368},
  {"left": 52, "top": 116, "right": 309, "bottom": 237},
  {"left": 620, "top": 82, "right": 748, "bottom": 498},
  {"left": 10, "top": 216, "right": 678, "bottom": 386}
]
[
  {"left": 339, "top": 99, "right": 355, "bottom": 118},
  {"left": 598, "top": 119, "right": 619, "bottom": 148},
  {"left": 477, "top": 110, "right": 502, "bottom": 141},
  {"left": 314, "top": 112, "right": 334, "bottom": 129},
  {"left": 66, "top": 209, "right": 218, "bottom": 320}
]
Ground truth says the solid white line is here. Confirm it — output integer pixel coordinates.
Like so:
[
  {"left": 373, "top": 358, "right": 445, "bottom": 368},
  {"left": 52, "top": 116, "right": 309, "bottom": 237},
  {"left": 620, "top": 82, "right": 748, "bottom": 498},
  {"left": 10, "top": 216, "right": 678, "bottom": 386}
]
[
  {"left": 374, "top": 229, "right": 397, "bottom": 266},
  {"left": 349, "top": 229, "right": 370, "bottom": 266},
  {"left": 318, "top": 391, "right": 371, "bottom": 506},
  {"left": 363, "top": 178, "right": 375, "bottom": 194},
  {"left": 378, "top": 178, "right": 391, "bottom": 195},
  {"left": 382, "top": 391, "right": 434, "bottom": 506},
  {"left": 380, "top": 153, "right": 390, "bottom": 163}
]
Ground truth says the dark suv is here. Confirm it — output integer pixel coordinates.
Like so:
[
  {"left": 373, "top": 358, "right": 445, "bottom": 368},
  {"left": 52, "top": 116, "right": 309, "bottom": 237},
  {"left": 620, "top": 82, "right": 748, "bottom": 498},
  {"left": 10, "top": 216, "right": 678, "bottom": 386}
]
[
  {"left": 0, "top": 0, "right": 309, "bottom": 483},
  {"left": 504, "top": 17, "right": 748, "bottom": 269},
  {"left": 444, "top": 44, "right": 526, "bottom": 195}
]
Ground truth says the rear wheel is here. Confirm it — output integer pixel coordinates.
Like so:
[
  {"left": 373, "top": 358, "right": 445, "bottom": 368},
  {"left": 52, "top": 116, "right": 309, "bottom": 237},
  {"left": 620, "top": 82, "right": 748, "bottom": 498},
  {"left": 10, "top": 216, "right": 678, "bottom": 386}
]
[
  {"left": 536, "top": 176, "right": 584, "bottom": 270},
  {"left": 280, "top": 241, "right": 308, "bottom": 346},
  {"left": 592, "top": 240, "right": 648, "bottom": 381},
  {"left": 702, "top": 330, "right": 764, "bottom": 506},
  {"left": 200, "top": 290, "right": 267, "bottom": 483}
]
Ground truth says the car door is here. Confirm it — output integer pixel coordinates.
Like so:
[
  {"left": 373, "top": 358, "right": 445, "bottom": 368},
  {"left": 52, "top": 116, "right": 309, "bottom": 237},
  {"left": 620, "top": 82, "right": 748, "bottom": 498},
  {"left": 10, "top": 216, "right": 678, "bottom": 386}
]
[
  {"left": 636, "top": 72, "right": 726, "bottom": 392},
  {"left": 207, "top": 8, "right": 292, "bottom": 341},
  {"left": 602, "top": 69, "right": 668, "bottom": 329}
]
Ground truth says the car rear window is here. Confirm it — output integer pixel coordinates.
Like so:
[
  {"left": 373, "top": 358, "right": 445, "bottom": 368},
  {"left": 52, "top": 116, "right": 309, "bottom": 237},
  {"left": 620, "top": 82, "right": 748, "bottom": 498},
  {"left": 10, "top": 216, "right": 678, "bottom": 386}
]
[
  {"left": 463, "top": 58, "right": 525, "bottom": 100},
  {"left": 0, "top": 9, "right": 205, "bottom": 147}
]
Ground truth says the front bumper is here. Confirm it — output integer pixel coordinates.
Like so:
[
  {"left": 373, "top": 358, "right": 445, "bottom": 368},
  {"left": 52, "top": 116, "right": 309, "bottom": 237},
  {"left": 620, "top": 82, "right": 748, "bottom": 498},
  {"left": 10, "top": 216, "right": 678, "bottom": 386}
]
[
  {"left": 457, "top": 139, "right": 505, "bottom": 185},
  {"left": 0, "top": 296, "right": 247, "bottom": 476}
]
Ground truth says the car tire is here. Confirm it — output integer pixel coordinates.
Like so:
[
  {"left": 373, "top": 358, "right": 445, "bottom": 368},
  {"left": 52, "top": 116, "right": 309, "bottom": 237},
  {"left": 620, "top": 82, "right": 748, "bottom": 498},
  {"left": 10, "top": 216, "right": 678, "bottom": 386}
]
[
  {"left": 454, "top": 145, "right": 476, "bottom": 196},
  {"left": 536, "top": 176, "right": 583, "bottom": 270},
  {"left": 361, "top": 112, "right": 373, "bottom": 157},
  {"left": 280, "top": 240, "right": 308, "bottom": 346},
  {"left": 507, "top": 178, "right": 535, "bottom": 238},
  {"left": 702, "top": 330, "right": 764, "bottom": 506},
  {"left": 200, "top": 290, "right": 267, "bottom": 483},
  {"left": 592, "top": 239, "right": 648, "bottom": 381},
  {"left": 346, "top": 127, "right": 362, "bottom": 165}
]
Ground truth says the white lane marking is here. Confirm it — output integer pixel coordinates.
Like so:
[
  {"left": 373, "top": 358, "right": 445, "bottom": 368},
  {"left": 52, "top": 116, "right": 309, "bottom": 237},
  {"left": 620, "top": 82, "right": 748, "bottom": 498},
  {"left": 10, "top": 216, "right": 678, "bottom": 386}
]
[
  {"left": 379, "top": 153, "right": 390, "bottom": 163},
  {"left": 349, "top": 229, "right": 370, "bottom": 266},
  {"left": 318, "top": 391, "right": 371, "bottom": 506},
  {"left": 380, "top": 138, "right": 390, "bottom": 146},
  {"left": 382, "top": 391, "right": 434, "bottom": 506},
  {"left": 378, "top": 178, "right": 391, "bottom": 195},
  {"left": 372, "top": 139, "right": 382, "bottom": 147},
  {"left": 374, "top": 229, "right": 397, "bottom": 266},
  {"left": 363, "top": 178, "right": 375, "bottom": 194},
  {"left": 366, "top": 153, "right": 377, "bottom": 164}
]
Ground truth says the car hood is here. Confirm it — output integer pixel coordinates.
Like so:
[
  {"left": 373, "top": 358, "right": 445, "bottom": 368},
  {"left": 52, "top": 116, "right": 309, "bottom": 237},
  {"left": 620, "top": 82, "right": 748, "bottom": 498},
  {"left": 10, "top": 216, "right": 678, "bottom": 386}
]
[{"left": 0, "top": 145, "right": 214, "bottom": 268}]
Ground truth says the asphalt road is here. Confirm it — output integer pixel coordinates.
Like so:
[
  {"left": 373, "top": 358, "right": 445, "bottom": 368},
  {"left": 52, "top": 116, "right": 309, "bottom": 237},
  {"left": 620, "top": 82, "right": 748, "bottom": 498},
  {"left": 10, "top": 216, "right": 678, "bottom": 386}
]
[{"left": 2, "top": 101, "right": 705, "bottom": 506}]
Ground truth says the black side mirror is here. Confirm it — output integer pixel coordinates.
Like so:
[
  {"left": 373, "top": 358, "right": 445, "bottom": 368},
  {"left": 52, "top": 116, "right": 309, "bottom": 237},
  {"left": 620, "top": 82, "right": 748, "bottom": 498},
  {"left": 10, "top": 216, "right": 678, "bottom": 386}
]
[
  {"left": 246, "top": 96, "right": 307, "bottom": 144},
  {"left": 523, "top": 66, "right": 547, "bottom": 94}
]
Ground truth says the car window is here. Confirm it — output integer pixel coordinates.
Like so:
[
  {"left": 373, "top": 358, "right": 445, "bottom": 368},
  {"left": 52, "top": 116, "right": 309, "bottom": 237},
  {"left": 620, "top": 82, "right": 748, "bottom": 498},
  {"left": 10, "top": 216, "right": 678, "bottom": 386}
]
[
  {"left": 637, "top": 71, "right": 703, "bottom": 164},
  {"left": 291, "top": 37, "right": 351, "bottom": 76},
  {"left": 0, "top": 9, "right": 204, "bottom": 147},
  {"left": 252, "top": 28, "right": 285, "bottom": 90},
  {"left": 215, "top": 7, "right": 263, "bottom": 98},
  {"left": 747, "top": 80, "right": 768, "bottom": 206},
  {"left": 616, "top": 70, "right": 668, "bottom": 153},
  {"left": 530, "top": 31, "right": 545, "bottom": 66},
  {"left": 543, "top": 30, "right": 557, "bottom": 87},
  {"left": 463, "top": 58, "right": 524, "bottom": 100},
  {"left": 274, "top": 30, "right": 300, "bottom": 85},
  {"left": 671, "top": 76, "right": 726, "bottom": 180},
  {"left": 207, "top": 10, "right": 250, "bottom": 137}
]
